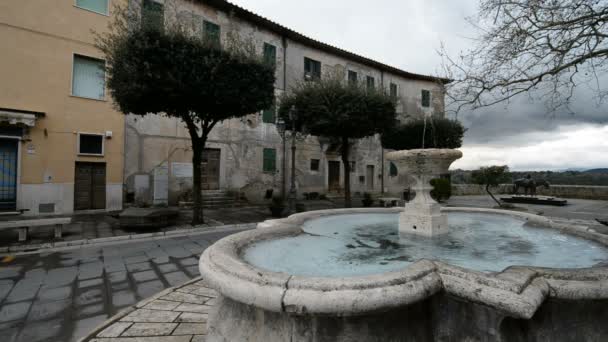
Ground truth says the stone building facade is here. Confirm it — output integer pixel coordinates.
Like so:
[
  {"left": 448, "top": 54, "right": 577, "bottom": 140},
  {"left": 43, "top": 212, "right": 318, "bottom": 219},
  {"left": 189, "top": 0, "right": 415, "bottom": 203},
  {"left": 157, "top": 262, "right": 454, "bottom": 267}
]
[{"left": 123, "top": 0, "right": 450, "bottom": 205}]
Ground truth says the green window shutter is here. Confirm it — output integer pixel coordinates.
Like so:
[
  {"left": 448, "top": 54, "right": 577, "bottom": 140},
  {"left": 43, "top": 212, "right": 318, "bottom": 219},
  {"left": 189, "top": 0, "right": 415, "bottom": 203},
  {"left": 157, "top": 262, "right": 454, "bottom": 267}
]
[
  {"left": 304, "top": 57, "right": 321, "bottom": 80},
  {"left": 390, "top": 83, "right": 398, "bottom": 98},
  {"left": 263, "top": 148, "right": 277, "bottom": 172},
  {"left": 367, "top": 76, "right": 375, "bottom": 89},
  {"left": 204, "top": 20, "right": 221, "bottom": 47},
  {"left": 421, "top": 90, "right": 431, "bottom": 107},
  {"left": 262, "top": 104, "right": 276, "bottom": 123},
  {"left": 76, "top": 0, "right": 108, "bottom": 15},
  {"left": 142, "top": 0, "right": 164, "bottom": 31},
  {"left": 348, "top": 70, "right": 358, "bottom": 84},
  {"left": 390, "top": 162, "right": 398, "bottom": 177},
  {"left": 72, "top": 55, "right": 106, "bottom": 100},
  {"left": 264, "top": 43, "right": 277, "bottom": 66}
]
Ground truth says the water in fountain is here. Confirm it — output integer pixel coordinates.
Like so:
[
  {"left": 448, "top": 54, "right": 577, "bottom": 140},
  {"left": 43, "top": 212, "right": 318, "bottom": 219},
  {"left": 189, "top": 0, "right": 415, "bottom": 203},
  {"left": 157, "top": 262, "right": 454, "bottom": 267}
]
[{"left": 243, "top": 212, "right": 608, "bottom": 277}]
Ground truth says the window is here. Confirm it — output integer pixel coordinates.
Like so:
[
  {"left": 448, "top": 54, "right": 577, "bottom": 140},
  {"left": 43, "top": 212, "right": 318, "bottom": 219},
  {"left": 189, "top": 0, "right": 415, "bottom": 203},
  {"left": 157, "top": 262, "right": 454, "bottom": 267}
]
[
  {"left": 263, "top": 148, "right": 277, "bottom": 172},
  {"left": 366, "top": 76, "right": 375, "bottom": 89},
  {"left": 390, "top": 83, "right": 398, "bottom": 98},
  {"left": 72, "top": 55, "right": 106, "bottom": 100},
  {"left": 78, "top": 133, "right": 104, "bottom": 155},
  {"left": 142, "top": 0, "right": 164, "bottom": 31},
  {"left": 262, "top": 103, "right": 276, "bottom": 123},
  {"left": 204, "top": 20, "right": 221, "bottom": 47},
  {"left": 421, "top": 89, "right": 431, "bottom": 107},
  {"left": 264, "top": 43, "right": 277, "bottom": 66},
  {"left": 310, "top": 159, "right": 320, "bottom": 171},
  {"left": 348, "top": 70, "right": 358, "bottom": 84},
  {"left": 389, "top": 162, "right": 398, "bottom": 177},
  {"left": 350, "top": 161, "right": 356, "bottom": 172},
  {"left": 75, "top": 0, "right": 109, "bottom": 15},
  {"left": 304, "top": 57, "right": 321, "bottom": 80}
]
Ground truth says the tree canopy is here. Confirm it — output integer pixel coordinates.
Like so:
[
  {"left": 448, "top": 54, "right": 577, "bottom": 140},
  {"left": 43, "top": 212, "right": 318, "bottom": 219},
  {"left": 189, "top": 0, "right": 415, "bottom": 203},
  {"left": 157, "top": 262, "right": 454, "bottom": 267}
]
[
  {"left": 278, "top": 77, "right": 397, "bottom": 207},
  {"left": 471, "top": 165, "right": 510, "bottom": 206},
  {"left": 442, "top": 0, "right": 608, "bottom": 113},
  {"left": 97, "top": 4, "right": 276, "bottom": 223},
  {"left": 381, "top": 117, "right": 465, "bottom": 150}
]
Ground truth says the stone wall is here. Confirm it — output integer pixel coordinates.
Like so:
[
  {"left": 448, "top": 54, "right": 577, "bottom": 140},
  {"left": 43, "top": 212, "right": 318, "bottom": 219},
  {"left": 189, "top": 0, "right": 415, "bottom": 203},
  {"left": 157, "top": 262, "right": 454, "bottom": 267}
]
[{"left": 452, "top": 184, "right": 608, "bottom": 200}]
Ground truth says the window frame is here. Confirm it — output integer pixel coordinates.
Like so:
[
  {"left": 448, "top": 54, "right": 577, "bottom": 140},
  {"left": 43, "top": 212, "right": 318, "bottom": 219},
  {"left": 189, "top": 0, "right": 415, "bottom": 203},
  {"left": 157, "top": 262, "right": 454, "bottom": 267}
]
[
  {"left": 366, "top": 76, "right": 375, "bottom": 89},
  {"left": 304, "top": 57, "right": 322, "bottom": 80},
  {"left": 390, "top": 83, "right": 398, "bottom": 98},
  {"left": 74, "top": 0, "right": 110, "bottom": 16},
  {"left": 77, "top": 132, "right": 105, "bottom": 157},
  {"left": 262, "top": 103, "right": 276, "bottom": 124},
  {"left": 389, "top": 162, "right": 398, "bottom": 177},
  {"left": 203, "top": 20, "right": 221, "bottom": 46},
  {"left": 421, "top": 89, "right": 431, "bottom": 108},
  {"left": 310, "top": 159, "right": 320, "bottom": 172},
  {"left": 71, "top": 54, "right": 107, "bottom": 101},
  {"left": 348, "top": 70, "right": 358, "bottom": 84},
  {"left": 263, "top": 148, "right": 277, "bottom": 173},
  {"left": 263, "top": 42, "right": 277, "bottom": 66},
  {"left": 141, "top": 0, "right": 165, "bottom": 31}
]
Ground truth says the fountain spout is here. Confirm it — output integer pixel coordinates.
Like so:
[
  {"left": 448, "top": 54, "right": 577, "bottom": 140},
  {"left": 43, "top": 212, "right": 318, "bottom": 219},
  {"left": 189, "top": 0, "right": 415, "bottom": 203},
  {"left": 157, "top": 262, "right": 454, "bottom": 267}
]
[{"left": 386, "top": 149, "right": 462, "bottom": 237}]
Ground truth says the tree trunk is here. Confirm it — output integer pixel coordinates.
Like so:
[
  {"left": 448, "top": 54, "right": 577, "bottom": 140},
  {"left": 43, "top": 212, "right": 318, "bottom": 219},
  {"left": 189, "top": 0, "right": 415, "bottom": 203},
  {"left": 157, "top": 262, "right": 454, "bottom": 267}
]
[
  {"left": 341, "top": 137, "right": 351, "bottom": 208},
  {"left": 486, "top": 184, "right": 502, "bottom": 207},
  {"left": 191, "top": 139, "right": 204, "bottom": 225}
]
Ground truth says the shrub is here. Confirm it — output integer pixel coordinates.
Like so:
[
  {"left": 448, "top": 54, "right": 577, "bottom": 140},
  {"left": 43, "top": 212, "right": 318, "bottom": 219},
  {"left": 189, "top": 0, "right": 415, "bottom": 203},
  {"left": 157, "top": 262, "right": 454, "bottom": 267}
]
[
  {"left": 381, "top": 117, "right": 465, "bottom": 150},
  {"left": 430, "top": 178, "right": 452, "bottom": 202}
]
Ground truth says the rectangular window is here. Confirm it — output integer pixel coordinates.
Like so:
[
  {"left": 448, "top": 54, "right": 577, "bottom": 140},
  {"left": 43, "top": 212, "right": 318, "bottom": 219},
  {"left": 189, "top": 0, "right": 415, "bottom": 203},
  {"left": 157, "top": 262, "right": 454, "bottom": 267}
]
[
  {"left": 350, "top": 161, "right": 356, "bottom": 172},
  {"left": 390, "top": 83, "right": 398, "bottom": 98},
  {"left": 366, "top": 76, "right": 375, "bottom": 89},
  {"left": 78, "top": 133, "right": 104, "bottom": 155},
  {"left": 310, "top": 159, "right": 320, "bottom": 171},
  {"left": 72, "top": 55, "right": 106, "bottom": 100},
  {"left": 75, "top": 0, "right": 109, "bottom": 15},
  {"left": 304, "top": 57, "right": 321, "bottom": 80},
  {"left": 204, "top": 20, "right": 221, "bottom": 47},
  {"left": 421, "top": 89, "right": 431, "bottom": 107},
  {"left": 348, "top": 70, "right": 358, "bottom": 84},
  {"left": 142, "top": 0, "right": 164, "bottom": 31},
  {"left": 263, "top": 43, "right": 277, "bottom": 66},
  {"left": 390, "top": 162, "right": 398, "bottom": 177},
  {"left": 263, "top": 148, "right": 277, "bottom": 172},
  {"left": 262, "top": 103, "right": 276, "bottom": 123}
]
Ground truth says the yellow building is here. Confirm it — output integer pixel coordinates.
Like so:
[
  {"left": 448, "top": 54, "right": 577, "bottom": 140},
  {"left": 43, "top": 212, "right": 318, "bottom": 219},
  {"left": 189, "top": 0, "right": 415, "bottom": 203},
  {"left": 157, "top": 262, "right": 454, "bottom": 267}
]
[{"left": 0, "top": 0, "right": 125, "bottom": 215}]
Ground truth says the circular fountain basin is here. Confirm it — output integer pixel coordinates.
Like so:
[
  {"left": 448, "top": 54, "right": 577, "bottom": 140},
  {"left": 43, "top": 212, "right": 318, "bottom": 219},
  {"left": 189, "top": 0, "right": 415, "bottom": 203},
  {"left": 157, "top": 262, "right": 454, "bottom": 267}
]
[{"left": 200, "top": 208, "right": 608, "bottom": 342}]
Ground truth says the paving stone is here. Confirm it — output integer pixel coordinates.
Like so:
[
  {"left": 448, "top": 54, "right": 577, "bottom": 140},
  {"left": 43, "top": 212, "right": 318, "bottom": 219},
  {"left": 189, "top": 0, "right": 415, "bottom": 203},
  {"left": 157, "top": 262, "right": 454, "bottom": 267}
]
[
  {"left": 75, "top": 288, "right": 103, "bottom": 306},
  {"left": 15, "top": 317, "right": 63, "bottom": 342},
  {"left": 78, "top": 262, "right": 104, "bottom": 280},
  {"left": 127, "top": 262, "right": 152, "bottom": 273},
  {"left": 174, "top": 303, "right": 211, "bottom": 313},
  {"left": 123, "top": 322, "right": 178, "bottom": 337},
  {"left": 161, "top": 292, "right": 208, "bottom": 305},
  {"left": 72, "top": 315, "right": 108, "bottom": 342},
  {"left": 77, "top": 303, "right": 105, "bottom": 316},
  {"left": 91, "top": 336, "right": 192, "bottom": 342},
  {"left": 105, "top": 262, "right": 127, "bottom": 273},
  {"left": 112, "top": 290, "right": 137, "bottom": 307},
  {"left": 124, "top": 255, "right": 148, "bottom": 264},
  {"left": 144, "top": 299, "right": 181, "bottom": 311},
  {"left": 79, "top": 278, "right": 104, "bottom": 288},
  {"left": 0, "top": 266, "right": 21, "bottom": 279},
  {"left": 112, "top": 281, "right": 131, "bottom": 291},
  {"left": 191, "top": 335, "right": 207, "bottom": 342},
  {"left": 0, "top": 301, "right": 31, "bottom": 322},
  {"left": 24, "top": 268, "right": 47, "bottom": 282},
  {"left": 28, "top": 299, "right": 70, "bottom": 321},
  {"left": 135, "top": 280, "right": 164, "bottom": 299},
  {"left": 97, "top": 322, "right": 133, "bottom": 338},
  {"left": 157, "top": 263, "right": 178, "bottom": 273},
  {"left": 172, "top": 322, "right": 207, "bottom": 335},
  {"left": 109, "top": 271, "right": 128, "bottom": 283},
  {"left": 46, "top": 266, "right": 77, "bottom": 286},
  {"left": 178, "top": 258, "right": 199, "bottom": 266},
  {"left": 5, "top": 279, "right": 40, "bottom": 303},
  {"left": 0, "top": 280, "right": 13, "bottom": 302},
  {"left": 184, "top": 265, "right": 200, "bottom": 276},
  {"left": 176, "top": 312, "right": 208, "bottom": 323},
  {"left": 38, "top": 285, "right": 72, "bottom": 302},
  {"left": 189, "top": 287, "right": 217, "bottom": 298},
  {"left": 121, "top": 309, "right": 180, "bottom": 323},
  {"left": 132, "top": 270, "right": 157, "bottom": 283},
  {"left": 164, "top": 271, "right": 190, "bottom": 286}
]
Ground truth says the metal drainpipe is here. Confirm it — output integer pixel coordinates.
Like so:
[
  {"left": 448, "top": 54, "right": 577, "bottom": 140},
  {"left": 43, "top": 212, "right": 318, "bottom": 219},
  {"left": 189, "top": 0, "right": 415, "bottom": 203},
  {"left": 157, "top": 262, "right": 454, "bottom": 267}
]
[
  {"left": 380, "top": 70, "right": 385, "bottom": 194},
  {"left": 281, "top": 36, "right": 288, "bottom": 198}
]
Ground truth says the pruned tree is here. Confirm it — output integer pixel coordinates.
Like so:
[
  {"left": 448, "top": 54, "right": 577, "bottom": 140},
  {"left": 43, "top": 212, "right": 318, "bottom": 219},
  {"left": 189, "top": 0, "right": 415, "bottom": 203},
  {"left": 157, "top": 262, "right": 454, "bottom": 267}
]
[
  {"left": 278, "top": 76, "right": 397, "bottom": 207},
  {"left": 441, "top": 0, "right": 608, "bottom": 114},
  {"left": 97, "top": 3, "right": 275, "bottom": 224},
  {"left": 471, "top": 165, "right": 510, "bottom": 207}
]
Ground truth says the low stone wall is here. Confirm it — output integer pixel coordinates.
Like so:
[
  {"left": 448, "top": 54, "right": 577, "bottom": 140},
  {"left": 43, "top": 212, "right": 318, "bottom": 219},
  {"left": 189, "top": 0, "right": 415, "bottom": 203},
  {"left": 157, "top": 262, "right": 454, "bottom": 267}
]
[{"left": 452, "top": 184, "right": 608, "bottom": 200}]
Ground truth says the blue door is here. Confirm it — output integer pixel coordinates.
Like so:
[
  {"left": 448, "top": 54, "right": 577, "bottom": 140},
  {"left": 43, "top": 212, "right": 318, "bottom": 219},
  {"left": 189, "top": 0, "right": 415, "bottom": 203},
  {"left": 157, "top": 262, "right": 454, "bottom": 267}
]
[{"left": 0, "top": 139, "right": 18, "bottom": 210}]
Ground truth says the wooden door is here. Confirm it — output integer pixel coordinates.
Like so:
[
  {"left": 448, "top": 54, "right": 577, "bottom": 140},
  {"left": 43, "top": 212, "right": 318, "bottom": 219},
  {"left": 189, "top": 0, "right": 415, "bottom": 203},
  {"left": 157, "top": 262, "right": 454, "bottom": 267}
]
[
  {"left": 328, "top": 161, "right": 340, "bottom": 191},
  {"left": 366, "top": 165, "right": 375, "bottom": 191},
  {"left": 201, "top": 148, "right": 220, "bottom": 190},
  {"left": 74, "top": 162, "right": 106, "bottom": 210},
  {"left": 0, "top": 139, "right": 18, "bottom": 210}
]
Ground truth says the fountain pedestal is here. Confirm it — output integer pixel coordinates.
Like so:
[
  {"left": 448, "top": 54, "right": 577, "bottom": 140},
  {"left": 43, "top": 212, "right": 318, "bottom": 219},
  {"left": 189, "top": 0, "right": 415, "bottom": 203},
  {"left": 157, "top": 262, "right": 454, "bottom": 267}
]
[{"left": 387, "top": 149, "right": 462, "bottom": 237}]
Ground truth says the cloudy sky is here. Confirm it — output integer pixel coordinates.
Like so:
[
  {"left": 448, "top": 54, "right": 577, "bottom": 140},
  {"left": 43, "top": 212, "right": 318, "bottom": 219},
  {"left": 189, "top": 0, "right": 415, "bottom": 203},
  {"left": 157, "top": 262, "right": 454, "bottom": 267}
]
[{"left": 231, "top": 0, "right": 608, "bottom": 171}]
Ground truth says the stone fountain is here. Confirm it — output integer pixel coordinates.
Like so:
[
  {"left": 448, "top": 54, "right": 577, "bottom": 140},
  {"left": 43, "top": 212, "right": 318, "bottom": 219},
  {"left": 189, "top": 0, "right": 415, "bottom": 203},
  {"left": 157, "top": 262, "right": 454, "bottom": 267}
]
[
  {"left": 386, "top": 148, "right": 462, "bottom": 236},
  {"left": 199, "top": 148, "right": 608, "bottom": 342}
]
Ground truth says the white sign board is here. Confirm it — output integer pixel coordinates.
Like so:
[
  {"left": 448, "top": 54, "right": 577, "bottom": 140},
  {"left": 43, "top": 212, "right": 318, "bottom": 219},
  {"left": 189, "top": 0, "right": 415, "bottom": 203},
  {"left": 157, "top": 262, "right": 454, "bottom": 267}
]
[
  {"left": 153, "top": 163, "right": 169, "bottom": 205},
  {"left": 171, "top": 162, "right": 193, "bottom": 178}
]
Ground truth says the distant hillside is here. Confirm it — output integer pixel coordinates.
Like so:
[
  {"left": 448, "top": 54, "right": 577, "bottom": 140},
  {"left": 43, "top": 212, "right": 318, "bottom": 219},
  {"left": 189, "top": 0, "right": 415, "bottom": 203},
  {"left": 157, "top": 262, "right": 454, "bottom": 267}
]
[{"left": 451, "top": 169, "right": 608, "bottom": 186}]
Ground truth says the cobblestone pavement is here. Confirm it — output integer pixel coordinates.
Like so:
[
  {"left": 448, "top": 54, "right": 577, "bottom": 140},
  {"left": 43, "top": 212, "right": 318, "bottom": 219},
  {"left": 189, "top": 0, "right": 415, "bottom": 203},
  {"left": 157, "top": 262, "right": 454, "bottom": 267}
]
[
  {"left": 0, "top": 229, "right": 247, "bottom": 342},
  {"left": 85, "top": 278, "right": 216, "bottom": 342}
]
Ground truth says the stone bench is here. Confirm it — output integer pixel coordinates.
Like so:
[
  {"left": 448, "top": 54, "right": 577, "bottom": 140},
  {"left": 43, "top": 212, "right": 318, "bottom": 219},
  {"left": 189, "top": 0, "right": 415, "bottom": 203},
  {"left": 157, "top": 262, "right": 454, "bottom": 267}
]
[{"left": 0, "top": 217, "right": 72, "bottom": 242}]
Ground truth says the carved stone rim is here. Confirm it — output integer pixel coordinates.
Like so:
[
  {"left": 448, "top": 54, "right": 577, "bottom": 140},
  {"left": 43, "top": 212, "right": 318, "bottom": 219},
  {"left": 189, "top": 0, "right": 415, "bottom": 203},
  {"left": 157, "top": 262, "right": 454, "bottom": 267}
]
[
  {"left": 199, "top": 207, "right": 608, "bottom": 319},
  {"left": 386, "top": 148, "right": 463, "bottom": 161}
]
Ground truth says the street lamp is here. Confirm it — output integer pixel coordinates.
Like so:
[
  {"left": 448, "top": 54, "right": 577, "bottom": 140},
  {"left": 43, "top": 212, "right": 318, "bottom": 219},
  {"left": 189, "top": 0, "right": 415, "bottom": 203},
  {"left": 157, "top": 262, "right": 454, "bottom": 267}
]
[{"left": 275, "top": 106, "right": 298, "bottom": 215}]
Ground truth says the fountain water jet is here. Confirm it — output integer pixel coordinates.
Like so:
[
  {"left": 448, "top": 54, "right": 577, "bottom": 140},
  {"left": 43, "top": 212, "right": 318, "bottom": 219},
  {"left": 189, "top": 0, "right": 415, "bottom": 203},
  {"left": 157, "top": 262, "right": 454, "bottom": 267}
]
[{"left": 387, "top": 148, "right": 462, "bottom": 237}]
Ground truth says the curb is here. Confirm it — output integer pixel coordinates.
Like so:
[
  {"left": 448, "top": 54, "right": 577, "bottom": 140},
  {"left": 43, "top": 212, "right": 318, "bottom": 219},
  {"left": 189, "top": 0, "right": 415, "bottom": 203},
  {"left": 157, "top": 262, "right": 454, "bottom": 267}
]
[
  {"left": 78, "top": 277, "right": 204, "bottom": 342},
  {"left": 0, "top": 223, "right": 257, "bottom": 256}
]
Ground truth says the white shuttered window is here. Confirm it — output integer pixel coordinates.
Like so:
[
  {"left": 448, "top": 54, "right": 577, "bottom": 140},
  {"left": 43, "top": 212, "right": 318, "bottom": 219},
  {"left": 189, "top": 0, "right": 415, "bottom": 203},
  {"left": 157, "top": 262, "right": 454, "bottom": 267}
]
[
  {"left": 72, "top": 55, "right": 106, "bottom": 100},
  {"left": 75, "top": 0, "right": 109, "bottom": 15}
]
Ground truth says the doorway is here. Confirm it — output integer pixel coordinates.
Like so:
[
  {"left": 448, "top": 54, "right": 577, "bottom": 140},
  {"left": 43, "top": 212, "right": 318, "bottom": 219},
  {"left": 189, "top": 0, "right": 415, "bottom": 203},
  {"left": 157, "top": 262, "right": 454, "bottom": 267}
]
[
  {"left": 201, "top": 148, "right": 220, "bottom": 190},
  {"left": 366, "top": 165, "right": 375, "bottom": 191},
  {"left": 328, "top": 160, "right": 340, "bottom": 191},
  {"left": 0, "top": 139, "right": 18, "bottom": 210},
  {"left": 74, "top": 162, "right": 106, "bottom": 210}
]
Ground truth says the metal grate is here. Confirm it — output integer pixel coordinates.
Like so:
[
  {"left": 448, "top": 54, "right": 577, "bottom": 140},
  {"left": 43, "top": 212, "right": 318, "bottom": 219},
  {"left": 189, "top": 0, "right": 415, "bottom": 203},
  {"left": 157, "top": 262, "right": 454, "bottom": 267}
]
[{"left": 0, "top": 139, "right": 18, "bottom": 210}]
